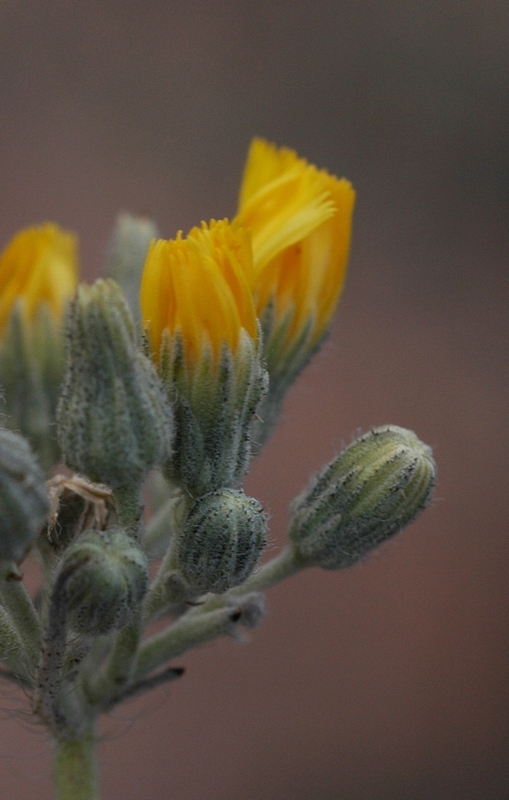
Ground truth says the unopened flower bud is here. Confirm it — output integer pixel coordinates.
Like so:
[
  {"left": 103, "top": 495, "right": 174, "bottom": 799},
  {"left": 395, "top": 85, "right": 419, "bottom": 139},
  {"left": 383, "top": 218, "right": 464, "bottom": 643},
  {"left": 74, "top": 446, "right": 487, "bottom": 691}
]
[
  {"left": 178, "top": 489, "right": 267, "bottom": 594},
  {"left": 57, "top": 279, "right": 173, "bottom": 489},
  {"left": 289, "top": 425, "right": 436, "bottom": 569},
  {"left": 0, "top": 428, "right": 50, "bottom": 563},
  {"left": 55, "top": 526, "right": 148, "bottom": 635},
  {"left": 104, "top": 213, "right": 158, "bottom": 321}
]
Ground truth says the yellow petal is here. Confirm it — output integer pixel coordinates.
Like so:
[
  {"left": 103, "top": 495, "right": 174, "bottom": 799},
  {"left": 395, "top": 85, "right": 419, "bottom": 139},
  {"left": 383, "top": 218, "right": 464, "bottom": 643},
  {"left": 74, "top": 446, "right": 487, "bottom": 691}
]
[
  {"left": 140, "top": 220, "right": 257, "bottom": 368},
  {"left": 235, "top": 138, "right": 355, "bottom": 348},
  {"left": 0, "top": 223, "right": 78, "bottom": 333}
]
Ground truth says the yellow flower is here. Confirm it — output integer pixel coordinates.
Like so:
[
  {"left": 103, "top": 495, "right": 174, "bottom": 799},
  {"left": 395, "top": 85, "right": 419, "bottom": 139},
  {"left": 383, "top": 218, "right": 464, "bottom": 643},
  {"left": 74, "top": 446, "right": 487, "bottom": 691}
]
[
  {"left": 140, "top": 219, "right": 267, "bottom": 496},
  {"left": 140, "top": 219, "right": 258, "bottom": 367},
  {"left": 0, "top": 223, "right": 78, "bottom": 469},
  {"left": 0, "top": 223, "right": 78, "bottom": 334},
  {"left": 235, "top": 138, "right": 355, "bottom": 357}
]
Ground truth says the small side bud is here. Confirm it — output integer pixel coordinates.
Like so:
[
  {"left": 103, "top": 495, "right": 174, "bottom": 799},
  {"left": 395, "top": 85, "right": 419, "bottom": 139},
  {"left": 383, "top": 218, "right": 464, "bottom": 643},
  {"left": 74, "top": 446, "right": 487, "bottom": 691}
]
[
  {"left": 55, "top": 526, "right": 148, "bottom": 635},
  {"left": 289, "top": 425, "right": 436, "bottom": 569},
  {"left": 57, "top": 279, "right": 173, "bottom": 488},
  {"left": 0, "top": 428, "right": 50, "bottom": 563},
  {"left": 178, "top": 489, "right": 267, "bottom": 594},
  {"left": 104, "top": 213, "right": 158, "bottom": 321}
]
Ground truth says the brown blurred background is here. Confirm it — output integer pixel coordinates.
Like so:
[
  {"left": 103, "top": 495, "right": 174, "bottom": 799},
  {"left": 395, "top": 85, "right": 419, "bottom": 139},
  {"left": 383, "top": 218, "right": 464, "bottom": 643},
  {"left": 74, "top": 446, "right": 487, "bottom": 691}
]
[{"left": 1, "top": 1, "right": 508, "bottom": 798}]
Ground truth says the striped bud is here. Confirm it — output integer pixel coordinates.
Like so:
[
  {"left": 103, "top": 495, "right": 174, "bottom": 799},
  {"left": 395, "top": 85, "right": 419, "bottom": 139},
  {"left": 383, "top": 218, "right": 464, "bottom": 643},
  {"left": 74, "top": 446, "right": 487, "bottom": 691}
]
[
  {"left": 178, "top": 489, "right": 267, "bottom": 594},
  {"left": 289, "top": 426, "right": 436, "bottom": 569}
]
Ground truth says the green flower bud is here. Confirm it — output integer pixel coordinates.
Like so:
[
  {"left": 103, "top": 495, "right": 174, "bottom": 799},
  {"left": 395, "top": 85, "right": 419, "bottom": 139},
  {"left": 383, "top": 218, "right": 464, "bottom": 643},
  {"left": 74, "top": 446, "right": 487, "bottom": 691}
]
[
  {"left": 55, "top": 526, "right": 148, "bottom": 635},
  {"left": 161, "top": 329, "right": 268, "bottom": 497},
  {"left": 178, "top": 489, "right": 267, "bottom": 594},
  {"left": 289, "top": 425, "right": 436, "bottom": 569},
  {"left": 57, "top": 279, "right": 173, "bottom": 489},
  {"left": 104, "top": 213, "right": 158, "bottom": 322},
  {"left": 0, "top": 428, "right": 50, "bottom": 563}
]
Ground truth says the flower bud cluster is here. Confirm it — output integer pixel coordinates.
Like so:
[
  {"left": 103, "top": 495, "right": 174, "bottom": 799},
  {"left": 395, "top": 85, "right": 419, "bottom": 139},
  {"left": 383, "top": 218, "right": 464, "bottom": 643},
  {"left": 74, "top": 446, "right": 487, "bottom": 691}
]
[{"left": 0, "top": 140, "right": 437, "bottom": 752}]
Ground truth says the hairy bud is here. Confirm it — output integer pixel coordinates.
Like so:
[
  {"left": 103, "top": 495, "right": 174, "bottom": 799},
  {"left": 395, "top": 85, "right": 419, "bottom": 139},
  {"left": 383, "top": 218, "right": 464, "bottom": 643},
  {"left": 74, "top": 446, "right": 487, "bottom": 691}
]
[
  {"left": 55, "top": 526, "right": 148, "bottom": 635},
  {"left": 289, "top": 425, "right": 436, "bottom": 569},
  {"left": 178, "top": 489, "right": 267, "bottom": 594},
  {"left": 57, "top": 279, "right": 173, "bottom": 488},
  {"left": 104, "top": 213, "right": 158, "bottom": 321},
  {"left": 0, "top": 428, "right": 50, "bottom": 563}
]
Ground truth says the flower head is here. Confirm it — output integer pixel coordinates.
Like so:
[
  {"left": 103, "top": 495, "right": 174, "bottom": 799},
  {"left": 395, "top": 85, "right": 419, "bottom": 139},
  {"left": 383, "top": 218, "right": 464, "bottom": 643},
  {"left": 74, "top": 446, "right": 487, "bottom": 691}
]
[
  {"left": 140, "top": 219, "right": 257, "bottom": 369},
  {"left": 234, "top": 138, "right": 355, "bottom": 441},
  {"left": 140, "top": 219, "right": 267, "bottom": 497},
  {"left": 0, "top": 223, "right": 79, "bottom": 469},
  {"left": 0, "top": 223, "right": 78, "bottom": 334}
]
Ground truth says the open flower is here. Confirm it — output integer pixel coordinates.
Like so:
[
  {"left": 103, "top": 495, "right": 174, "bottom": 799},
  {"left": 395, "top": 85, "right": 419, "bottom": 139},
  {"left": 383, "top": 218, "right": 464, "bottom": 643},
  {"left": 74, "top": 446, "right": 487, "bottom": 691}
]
[
  {"left": 235, "top": 138, "right": 355, "bottom": 440},
  {"left": 0, "top": 223, "right": 78, "bottom": 334},
  {"left": 141, "top": 219, "right": 257, "bottom": 367},
  {"left": 140, "top": 220, "right": 267, "bottom": 497},
  {"left": 0, "top": 223, "right": 79, "bottom": 469}
]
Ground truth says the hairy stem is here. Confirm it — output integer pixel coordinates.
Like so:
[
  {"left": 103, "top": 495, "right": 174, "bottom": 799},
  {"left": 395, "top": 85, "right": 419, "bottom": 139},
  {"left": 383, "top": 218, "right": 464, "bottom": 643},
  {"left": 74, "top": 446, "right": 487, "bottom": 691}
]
[
  {"left": 85, "top": 611, "right": 143, "bottom": 706},
  {"left": 112, "top": 486, "right": 143, "bottom": 540},
  {"left": 53, "top": 725, "right": 100, "bottom": 800},
  {"left": 0, "top": 560, "right": 43, "bottom": 680},
  {"left": 135, "top": 606, "right": 239, "bottom": 680}
]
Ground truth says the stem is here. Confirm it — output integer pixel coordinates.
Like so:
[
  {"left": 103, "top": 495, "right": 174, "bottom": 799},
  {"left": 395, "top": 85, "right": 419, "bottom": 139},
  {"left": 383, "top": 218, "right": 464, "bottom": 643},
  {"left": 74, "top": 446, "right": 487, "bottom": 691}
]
[
  {"left": 135, "top": 606, "right": 239, "bottom": 680},
  {"left": 232, "top": 545, "right": 302, "bottom": 594},
  {"left": 136, "top": 547, "right": 303, "bottom": 680},
  {"left": 187, "top": 546, "right": 302, "bottom": 618},
  {"left": 143, "top": 495, "right": 180, "bottom": 557},
  {"left": 85, "top": 611, "right": 142, "bottom": 706},
  {"left": 53, "top": 726, "right": 100, "bottom": 800},
  {"left": 35, "top": 571, "right": 70, "bottom": 732},
  {"left": 112, "top": 486, "right": 142, "bottom": 539},
  {"left": 143, "top": 492, "right": 192, "bottom": 621},
  {"left": 0, "top": 560, "right": 43, "bottom": 678}
]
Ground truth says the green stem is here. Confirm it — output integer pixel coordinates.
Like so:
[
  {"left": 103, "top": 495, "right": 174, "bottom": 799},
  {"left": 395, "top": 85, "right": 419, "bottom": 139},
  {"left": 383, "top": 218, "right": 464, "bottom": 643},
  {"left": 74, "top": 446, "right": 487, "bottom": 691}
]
[
  {"left": 53, "top": 726, "right": 100, "bottom": 800},
  {"left": 143, "top": 495, "right": 180, "bottom": 558},
  {"left": 0, "top": 560, "right": 43, "bottom": 678},
  {"left": 187, "top": 546, "right": 302, "bottom": 618},
  {"left": 85, "top": 612, "right": 142, "bottom": 706},
  {"left": 112, "top": 486, "right": 142, "bottom": 539},
  {"left": 231, "top": 545, "right": 302, "bottom": 594},
  {"left": 135, "top": 606, "right": 238, "bottom": 680},
  {"left": 136, "top": 547, "right": 303, "bottom": 680},
  {"left": 143, "top": 492, "right": 192, "bottom": 621}
]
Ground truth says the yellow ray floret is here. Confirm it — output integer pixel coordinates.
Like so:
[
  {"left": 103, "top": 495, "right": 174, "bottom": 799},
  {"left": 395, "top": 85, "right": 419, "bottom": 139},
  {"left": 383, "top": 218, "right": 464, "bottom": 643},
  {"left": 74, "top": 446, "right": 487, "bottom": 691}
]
[
  {"left": 140, "top": 219, "right": 258, "bottom": 366},
  {"left": 0, "top": 223, "right": 78, "bottom": 333},
  {"left": 235, "top": 138, "right": 355, "bottom": 347}
]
